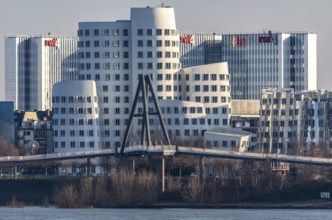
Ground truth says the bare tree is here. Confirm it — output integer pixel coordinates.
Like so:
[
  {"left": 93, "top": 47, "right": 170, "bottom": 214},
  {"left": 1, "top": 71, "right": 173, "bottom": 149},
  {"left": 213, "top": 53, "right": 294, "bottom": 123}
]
[
  {"left": 181, "top": 177, "right": 201, "bottom": 203},
  {"left": 0, "top": 138, "right": 19, "bottom": 156}
]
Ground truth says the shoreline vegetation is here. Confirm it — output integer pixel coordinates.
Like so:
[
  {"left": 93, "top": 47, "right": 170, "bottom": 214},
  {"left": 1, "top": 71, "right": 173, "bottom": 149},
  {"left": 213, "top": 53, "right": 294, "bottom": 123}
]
[{"left": 1, "top": 158, "right": 332, "bottom": 209}]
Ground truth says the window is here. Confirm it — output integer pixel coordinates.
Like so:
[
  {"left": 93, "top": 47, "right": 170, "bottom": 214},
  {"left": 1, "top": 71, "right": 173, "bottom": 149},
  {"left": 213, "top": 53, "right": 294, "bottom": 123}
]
[
  {"left": 147, "top": 29, "right": 152, "bottom": 35},
  {"left": 113, "top": 63, "right": 120, "bottom": 70},
  {"left": 78, "top": 130, "right": 84, "bottom": 137},
  {"left": 123, "top": 40, "right": 129, "bottom": 47},
  {"left": 137, "top": 29, "right": 143, "bottom": 36},
  {"left": 103, "top": 52, "right": 110, "bottom": 59},
  {"left": 147, "top": 40, "right": 153, "bottom": 47},
  {"left": 138, "top": 51, "right": 143, "bottom": 58},
  {"left": 112, "top": 51, "right": 120, "bottom": 59},
  {"left": 157, "top": 63, "right": 163, "bottom": 69},
  {"left": 94, "top": 40, "right": 99, "bottom": 47},
  {"left": 113, "top": 40, "right": 119, "bottom": 47},
  {"left": 113, "top": 29, "right": 119, "bottom": 36},
  {"left": 138, "top": 63, "right": 143, "bottom": 69},
  {"left": 138, "top": 40, "right": 143, "bottom": 47},
  {"left": 156, "top": 29, "right": 162, "bottom": 35},
  {"left": 103, "top": 96, "right": 109, "bottom": 103},
  {"left": 123, "top": 29, "right": 128, "bottom": 36},
  {"left": 147, "top": 51, "right": 153, "bottom": 58},
  {"left": 157, "top": 40, "right": 162, "bottom": 47}
]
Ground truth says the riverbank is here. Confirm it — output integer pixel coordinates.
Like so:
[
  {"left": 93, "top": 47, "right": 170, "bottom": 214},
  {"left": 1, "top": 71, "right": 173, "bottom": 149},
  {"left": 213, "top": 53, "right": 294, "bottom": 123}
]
[{"left": 1, "top": 177, "right": 332, "bottom": 208}]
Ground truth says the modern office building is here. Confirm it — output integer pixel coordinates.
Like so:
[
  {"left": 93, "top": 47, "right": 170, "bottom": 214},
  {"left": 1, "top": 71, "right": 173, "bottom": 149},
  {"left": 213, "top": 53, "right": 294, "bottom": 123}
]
[
  {"left": 180, "top": 31, "right": 317, "bottom": 99},
  {"left": 5, "top": 35, "right": 79, "bottom": 111},
  {"left": 258, "top": 88, "right": 332, "bottom": 154}
]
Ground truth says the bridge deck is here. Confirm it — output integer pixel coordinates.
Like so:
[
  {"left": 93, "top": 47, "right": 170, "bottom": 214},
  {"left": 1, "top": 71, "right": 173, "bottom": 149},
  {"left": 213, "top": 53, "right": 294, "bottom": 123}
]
[{"left": 0, "top": 145, "right": 332, "bottom": 166}]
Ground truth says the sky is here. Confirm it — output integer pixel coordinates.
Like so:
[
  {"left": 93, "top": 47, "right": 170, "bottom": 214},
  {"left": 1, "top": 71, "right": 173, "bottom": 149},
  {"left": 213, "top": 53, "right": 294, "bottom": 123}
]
[{"left": 1, "top": 0, "right": 331, "bottom": 100}]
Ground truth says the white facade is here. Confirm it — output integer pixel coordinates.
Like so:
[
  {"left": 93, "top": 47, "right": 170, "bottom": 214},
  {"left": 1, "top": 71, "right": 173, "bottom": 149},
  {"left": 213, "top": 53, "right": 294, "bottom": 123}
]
[
  {"left": 5, "top": 36, "right": 78, "bottom": 111},
  {"left": 66, "top": 6, "right": 232, "bottom": 150},
  {"left": 204, "top": 128, "right": 251, "bottom": 152},
  {"left": 52, "top": 80, "right": 100, "bottom": 153},
  {"left": 258, "top": 88, "right": 332, "bottom": 154}
]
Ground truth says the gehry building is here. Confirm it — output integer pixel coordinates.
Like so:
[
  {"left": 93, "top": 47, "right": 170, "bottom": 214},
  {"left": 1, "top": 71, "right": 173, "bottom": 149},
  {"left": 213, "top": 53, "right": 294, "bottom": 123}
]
[
  {"left": 258, "top": 88, "right": 332, "bottom": 154},
  {"left": 52, "top": 6, "right": 247, "bottom": 154}
]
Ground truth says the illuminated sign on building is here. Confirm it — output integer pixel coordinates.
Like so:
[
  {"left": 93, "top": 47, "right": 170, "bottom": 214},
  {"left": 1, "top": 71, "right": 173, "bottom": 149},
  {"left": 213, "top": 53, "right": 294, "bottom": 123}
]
[
  {"left": 44, "top": 38, "right": 59, "bottom": 48},
  {"left": 259, "top": 36, "right": 272, "bottom": 43},
  {"left": 180, "top": 35, "right": 195, "bottom": 45},
  {"left": 259, "top": 31, "right": 278, "bottom": 45},
  {"left": 232, "top": 36, "right": 246, "bottom": 47}
]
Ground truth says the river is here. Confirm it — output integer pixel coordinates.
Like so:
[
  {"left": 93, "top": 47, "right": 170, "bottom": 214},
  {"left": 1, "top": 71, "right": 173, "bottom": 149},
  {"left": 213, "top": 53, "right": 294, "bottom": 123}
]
[{"left": 1, "top": 207, "right": 332, "bottom": 220}]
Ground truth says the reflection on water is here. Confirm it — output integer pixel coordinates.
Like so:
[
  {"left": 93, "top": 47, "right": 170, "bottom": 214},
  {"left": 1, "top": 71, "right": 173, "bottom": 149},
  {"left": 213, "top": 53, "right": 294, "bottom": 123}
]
[{"left": 1, "top": 207, "right": 332, "bottom": 220}]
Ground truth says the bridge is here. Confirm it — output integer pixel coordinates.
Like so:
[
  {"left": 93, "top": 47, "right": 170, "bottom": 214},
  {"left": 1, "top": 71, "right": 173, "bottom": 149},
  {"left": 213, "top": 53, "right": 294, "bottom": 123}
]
[{"left": 2, "top": 145, "right": 332, "bottom": 167}]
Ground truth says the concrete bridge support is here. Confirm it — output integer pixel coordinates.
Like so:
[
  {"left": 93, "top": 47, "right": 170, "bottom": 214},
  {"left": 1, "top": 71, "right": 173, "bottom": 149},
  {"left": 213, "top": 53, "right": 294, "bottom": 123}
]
[
  {"left": 13, "top": 165, "right": 17, "bottom": 180},
  {"left": 199, "top": 156, "right": 205, "bottom": 203},
  {"left": 154, "top": 158, "right": 165, "bottom": 193},
  {"left": 87, "top": 157, "right": 91, "bottom": 177},
  {"left": 130, "top": 159, "right": 136, "bottom": 175}
]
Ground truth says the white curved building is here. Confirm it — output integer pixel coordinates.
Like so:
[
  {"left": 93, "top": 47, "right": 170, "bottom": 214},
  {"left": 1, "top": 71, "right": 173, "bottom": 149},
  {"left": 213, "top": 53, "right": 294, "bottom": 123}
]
[
  {"left": 77, "top": 6, "right": 180, "bottom": 149},
  {"left": 52, "top": 80, "right": 100, "bottom": 153},
  {"left": 51, "top": 6, "right": 233, "bottom": 152},
  {"left": 178, "top": 63, "right": 231, "bottom": 128}
]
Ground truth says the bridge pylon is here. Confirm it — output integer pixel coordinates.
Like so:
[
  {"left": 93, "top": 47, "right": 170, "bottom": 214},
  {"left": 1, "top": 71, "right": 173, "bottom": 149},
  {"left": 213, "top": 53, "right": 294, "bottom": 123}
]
[{"left": 120, "top": 74, "right": 171, "bottom": 157}]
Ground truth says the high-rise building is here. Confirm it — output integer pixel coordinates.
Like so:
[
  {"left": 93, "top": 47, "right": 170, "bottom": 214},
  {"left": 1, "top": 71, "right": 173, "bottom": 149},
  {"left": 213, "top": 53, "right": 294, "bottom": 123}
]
[
  {"left": 5, "top": 36, "right": 78, "bottom": 111},
  {"left": 180, "top": 31, "right": 317, "bottom": 99}
]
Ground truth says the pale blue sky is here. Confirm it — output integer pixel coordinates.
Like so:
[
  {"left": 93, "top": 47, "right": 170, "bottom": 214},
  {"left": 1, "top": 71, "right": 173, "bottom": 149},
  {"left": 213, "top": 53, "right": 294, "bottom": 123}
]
[{"left": 1, "top": 0, "right": 331, "bottom": 99}]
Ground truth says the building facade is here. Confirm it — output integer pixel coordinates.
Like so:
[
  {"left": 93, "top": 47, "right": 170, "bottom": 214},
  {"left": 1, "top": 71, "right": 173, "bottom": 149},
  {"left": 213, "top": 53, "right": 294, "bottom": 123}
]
[
  {"left": 14, "top": 110, "right": 53, "bottom": 154},
  {"left": 258, "top": 89, "right": 332, "bottom": 154},
  {"left": 49, "top": 6, "right": 233, "bottom": 152},
  {"left": 0, "top": 101, "right": 15, "bottom": 144},
  {"left": 180, "top": 31, "right": 317, "bottom": 99},
  {"left": 52, "top": 80, "right": 100, "bottom": 153},
  {"left": 5, "top": 36, "right": 78, "bottom": 111}
]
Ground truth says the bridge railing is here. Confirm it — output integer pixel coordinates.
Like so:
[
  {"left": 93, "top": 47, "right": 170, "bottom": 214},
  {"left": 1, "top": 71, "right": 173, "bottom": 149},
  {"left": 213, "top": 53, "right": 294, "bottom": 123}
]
[
  {"left": 124, "top": 145, "right": 176, "bottom": 153},
  {"left": 0, "top": 148, "right": 115, "bottom": 163}
]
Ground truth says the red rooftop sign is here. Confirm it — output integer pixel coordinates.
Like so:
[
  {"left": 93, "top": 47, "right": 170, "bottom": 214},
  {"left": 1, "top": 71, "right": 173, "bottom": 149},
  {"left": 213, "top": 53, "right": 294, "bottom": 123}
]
[
  {"left": 45, "top": 38, "right": 58, "bottom": 47},
  {"left": 180, "top": 35, "right": 195, "bottom": 45}
]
